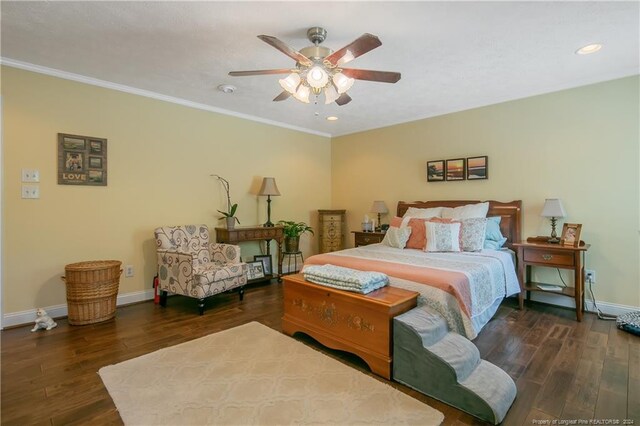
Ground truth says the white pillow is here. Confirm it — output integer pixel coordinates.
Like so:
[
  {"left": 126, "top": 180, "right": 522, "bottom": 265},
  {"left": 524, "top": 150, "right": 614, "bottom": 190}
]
[
  {"left": 403, "top": 206, "right": 443, "bottom": 219},
  {"left": 441, "top": 202, "right": 489, "bottom": 220},
  {"left": 381, "top": 227, "right": 412, "bottom": 249},
  {"left": 424, "top": 222, "right": 461, "bottom": 252}
]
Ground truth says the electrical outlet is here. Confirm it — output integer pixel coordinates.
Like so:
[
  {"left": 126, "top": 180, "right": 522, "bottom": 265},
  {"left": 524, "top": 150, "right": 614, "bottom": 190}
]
[
  {"left": 585, "top": 269, "right": 596, "bottom": 284},
  {"left": 21, "top": 185, "right": 40, "bottom": 199},
  {"left": 125, "top": 265, "right": 134, "bottom": 277}
]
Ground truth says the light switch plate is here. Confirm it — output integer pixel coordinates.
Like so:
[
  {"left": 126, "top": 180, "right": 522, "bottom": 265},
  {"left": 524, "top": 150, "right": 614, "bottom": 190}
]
[
  {"left": 22, "top": 169, "right": 40, "bottom": 182},
  {"left": 22, "top": 185, "right": 40, "bottom": 199}
]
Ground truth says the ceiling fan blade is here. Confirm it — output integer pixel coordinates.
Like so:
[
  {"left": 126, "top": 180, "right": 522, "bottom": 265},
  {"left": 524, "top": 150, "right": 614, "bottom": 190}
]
[
  {"left": 341, "top": 68, "right": 401, "bottom": 83},
  {"left": 335, "top": 93, "right": 352, "bottom": 106},
  {"left": 229, "top": 69, "right": 292, "bottom": 77},
  {"left": 325, "top": 33, "right": 382, "bottom": 67},
  {"left": 257, "top": 35, "right": 312, "bottom": 67},
  {"left": 273, "top": 91, "right": 291, "bottom": 102}
]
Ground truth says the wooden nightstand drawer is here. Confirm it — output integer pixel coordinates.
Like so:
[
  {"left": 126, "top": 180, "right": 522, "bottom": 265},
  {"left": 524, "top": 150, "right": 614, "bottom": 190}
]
[
  {"left": 353, "top": 231, "right": 385, "bottom": 246},
  {"left": 523, "top": 249, "right": 574, "bottom": 266}
]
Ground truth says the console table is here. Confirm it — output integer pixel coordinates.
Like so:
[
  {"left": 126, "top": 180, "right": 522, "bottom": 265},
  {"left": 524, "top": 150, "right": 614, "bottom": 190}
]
[{"left": 215, "top": 226, "right": 284, "bottom": 282}]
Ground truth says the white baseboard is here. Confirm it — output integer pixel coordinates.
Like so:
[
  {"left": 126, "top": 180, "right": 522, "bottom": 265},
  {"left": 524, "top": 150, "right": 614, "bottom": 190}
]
[
  {"left": 1, "top": 289, "right": 155, "bottom": 329},
  {"left": 4, "top": 286, "right": 636, "bottom": 329},
  {"left": 529, "top": 292, "right": 638, "bottom": 317}
]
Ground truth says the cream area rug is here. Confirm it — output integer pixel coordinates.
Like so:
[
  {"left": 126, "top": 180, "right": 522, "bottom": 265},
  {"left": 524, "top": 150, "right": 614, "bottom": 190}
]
[{"left": 99, "top": 321, "right": 444, "bottom": 425}]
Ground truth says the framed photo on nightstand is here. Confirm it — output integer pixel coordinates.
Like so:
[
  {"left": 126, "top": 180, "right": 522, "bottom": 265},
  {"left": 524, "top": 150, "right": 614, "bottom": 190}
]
[{"left": 560, "top": 223, "right": 582, "bottom": 247}]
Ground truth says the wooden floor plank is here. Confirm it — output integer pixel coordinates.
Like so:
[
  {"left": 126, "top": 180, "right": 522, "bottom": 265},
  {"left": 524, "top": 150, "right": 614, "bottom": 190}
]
[
  {"left": 501, "top": 379, "right": 542, "bottom": 425},
  {"left": 534, "top": 338, "right": 584, "bottom": 417},
  {"left": 595, "top": 356, "right": 628, "bottom": 419},
  {"left": 1, "top": 286, "right": 636, "bottom": 425},
  {"left": 628, "top": 343, "right": 640, "bottom": 421}
]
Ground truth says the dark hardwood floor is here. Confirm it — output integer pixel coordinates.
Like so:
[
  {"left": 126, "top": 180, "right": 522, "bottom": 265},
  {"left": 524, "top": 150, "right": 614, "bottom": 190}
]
[{"left": 1, "top": 282, "right": 638, "bottom": 425}]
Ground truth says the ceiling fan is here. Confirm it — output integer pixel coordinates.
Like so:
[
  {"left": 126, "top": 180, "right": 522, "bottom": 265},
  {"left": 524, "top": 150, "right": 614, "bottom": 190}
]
[{"left": 229, "top": 27, "right": 401, "bottom": 106}]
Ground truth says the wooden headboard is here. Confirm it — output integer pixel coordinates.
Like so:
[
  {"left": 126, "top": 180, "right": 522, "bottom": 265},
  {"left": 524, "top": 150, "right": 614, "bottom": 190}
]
[{"left": 397, "top": 200, "right": 522, "bottom": 249}]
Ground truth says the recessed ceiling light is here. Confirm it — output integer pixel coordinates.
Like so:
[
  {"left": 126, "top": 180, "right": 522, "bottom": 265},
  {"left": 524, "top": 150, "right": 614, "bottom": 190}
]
[
  {"left": 217, "top": 84, "right": 236, "bottom": 94},
  {"left": 576, "top": 44, "right": 602, "bottom": 55},
  {"left": 326, "top": 116, "right": 338, "bottom": 121}
]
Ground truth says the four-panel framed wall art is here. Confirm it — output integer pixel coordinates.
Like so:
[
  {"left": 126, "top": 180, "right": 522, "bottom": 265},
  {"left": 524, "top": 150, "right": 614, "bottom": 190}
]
[
  {"left": 58, "top": 133, "right": 108, "bottom": 186},
  {"left": 427, "top": 156, "right": 488, "bottom": 182}
]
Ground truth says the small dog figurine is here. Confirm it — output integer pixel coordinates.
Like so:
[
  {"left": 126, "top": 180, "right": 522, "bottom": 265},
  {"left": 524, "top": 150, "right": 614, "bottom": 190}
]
[{"left": 31, "top": 308, "right": 57, "bottom": 332}]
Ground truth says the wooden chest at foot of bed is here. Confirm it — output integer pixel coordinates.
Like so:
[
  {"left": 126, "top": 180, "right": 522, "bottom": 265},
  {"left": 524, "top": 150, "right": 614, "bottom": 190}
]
[{"left": 282, "top": 273, "right": 418, "bottom": 379}]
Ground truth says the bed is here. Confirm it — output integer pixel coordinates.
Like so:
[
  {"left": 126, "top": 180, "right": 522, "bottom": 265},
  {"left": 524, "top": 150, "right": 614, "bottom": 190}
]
[{"left": 304, "top": 200, "right": 522, "bottom": 340}]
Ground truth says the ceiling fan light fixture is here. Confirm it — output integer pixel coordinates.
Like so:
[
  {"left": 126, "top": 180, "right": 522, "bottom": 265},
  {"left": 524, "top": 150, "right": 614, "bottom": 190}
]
[
  {"left": 306, "top": 66, "right": 329, "bottom": 89},
  {"left": 293, "top": 85, "right": 311, "bottom": 103},
  {"left": 324, "top": 84, "right": 339, "bottom": 104},
  {"left": 279, "top": 73, "right": 301, "bottom": 94},
  {"left": 332, "top": 72, "right": 354, "bottom": 94}
]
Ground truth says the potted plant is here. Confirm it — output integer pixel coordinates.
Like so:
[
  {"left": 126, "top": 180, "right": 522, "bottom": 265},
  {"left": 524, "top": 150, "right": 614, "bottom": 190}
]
[
  {"left": 212, "top": 174, "right": 240, "bottom": 230},
  {"left": 278, "top": 220, "right": 314, "bottom": 252}
]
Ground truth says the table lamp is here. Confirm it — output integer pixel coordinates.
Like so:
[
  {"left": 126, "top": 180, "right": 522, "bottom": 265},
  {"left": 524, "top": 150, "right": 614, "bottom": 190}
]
[
  {"left": 541, "top": 198, "right": 566, "bottom": 243},
  {"left": 370, "top": 200, "right": 389, "bottom": 231},
  {"left": 258, "top": 177, "right": 281, "bottom": 227}
]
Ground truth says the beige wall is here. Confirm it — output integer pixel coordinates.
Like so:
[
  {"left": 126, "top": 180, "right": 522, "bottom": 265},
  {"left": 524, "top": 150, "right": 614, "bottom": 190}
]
[
  {"left": 3, "top": 66, "right": 638, "bottom": 315},
  {"left": 332, "top": 76, "right": 639, "bottom": 307},
  {"left": 2, "top": 66, "right": 331, "bottom": 314}
]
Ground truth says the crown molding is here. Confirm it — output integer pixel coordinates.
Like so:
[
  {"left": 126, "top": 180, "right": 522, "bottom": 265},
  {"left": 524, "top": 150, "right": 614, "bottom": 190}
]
[{"left": 0, "top": 57, "right": 331, "bottom": 138}]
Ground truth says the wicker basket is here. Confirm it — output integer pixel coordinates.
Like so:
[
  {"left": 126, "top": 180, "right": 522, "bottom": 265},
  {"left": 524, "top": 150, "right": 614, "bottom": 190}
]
[{"left": 62, "top": 260, "right": 122, "bottom": 325}]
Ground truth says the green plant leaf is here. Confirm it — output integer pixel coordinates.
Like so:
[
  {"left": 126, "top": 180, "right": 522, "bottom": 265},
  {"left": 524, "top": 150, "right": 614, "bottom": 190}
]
[{"left": 277, "top": 220, "right": 313, "bottom": 237}]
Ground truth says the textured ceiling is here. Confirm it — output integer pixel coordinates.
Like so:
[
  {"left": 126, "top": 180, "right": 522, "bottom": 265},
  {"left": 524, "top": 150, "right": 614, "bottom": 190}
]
[{"left": 2, "top": 1, "right": 638, "bottom": 137}]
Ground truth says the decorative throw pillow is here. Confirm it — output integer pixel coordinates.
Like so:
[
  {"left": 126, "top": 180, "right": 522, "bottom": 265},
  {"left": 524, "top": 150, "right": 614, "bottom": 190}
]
[
  {"left": 459, "top": 218, "right": 488, "bottom": 252},
  {"left": 484, "top": 216, "right": 507, "bottom": 250},
  {"left": 402, "top": 206, "right": 443, "bottom": 219},
  {"left": 381, "top": 226, "right": 412, "bottom": 249},
  {"left": 391, "top": 216, "right": 428, "bottom": 250},
  {"left": 441, "top": 202, "right": 489, "bottom": 220},
  {"left": 424, "top": 221, "right": 461, "bottom": 252}
]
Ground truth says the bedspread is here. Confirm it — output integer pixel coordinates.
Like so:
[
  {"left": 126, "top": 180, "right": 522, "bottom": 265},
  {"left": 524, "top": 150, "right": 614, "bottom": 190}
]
[{"left": 304, "top": 244, "right": 520, "bottom": 339}]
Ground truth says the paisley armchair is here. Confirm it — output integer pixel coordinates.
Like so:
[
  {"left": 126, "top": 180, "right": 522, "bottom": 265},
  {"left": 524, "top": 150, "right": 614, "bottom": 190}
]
[{"left": 154, "top": 224, "right": 247, "bottom": 315}]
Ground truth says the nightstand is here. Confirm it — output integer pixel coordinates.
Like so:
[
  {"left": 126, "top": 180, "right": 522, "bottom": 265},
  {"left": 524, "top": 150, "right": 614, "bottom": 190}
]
[
  {"left": 513, "top": 237, "right": 590, "bottom": 321},
  {"left": 352, "top": 231, "right": 385, "bottom": 247}
]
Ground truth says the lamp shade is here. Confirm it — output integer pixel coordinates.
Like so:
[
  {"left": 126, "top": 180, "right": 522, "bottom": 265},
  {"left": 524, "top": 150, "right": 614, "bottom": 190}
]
[
  {"left": 541, "top": 198, "right": 566, "bottom": 218},
  {"left": 332, "top": 72, "right": 354, "bottom": 94},
  {"left": 279, "top": 73, "right": 301, "bottom": 95},
  {"left": 293, "top": 85, "right": 310, "bottom": 103},
  {"left": 324, "top": 84, "right": 339, "bottom": 104},
  {"left": 370, "top": 200, "right": 389, "bottom": 214},
  {"left": 306, "top": 66, "right": 329, "bottom": 89},
  {"left": 258, "top": 177, "right": 281, "bottom": 196}
]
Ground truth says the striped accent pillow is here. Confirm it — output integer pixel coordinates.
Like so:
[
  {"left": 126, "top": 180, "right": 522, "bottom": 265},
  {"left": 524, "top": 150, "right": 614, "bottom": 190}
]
[{"left": 424, "top": 221, "right": 461, "bottom": 252}]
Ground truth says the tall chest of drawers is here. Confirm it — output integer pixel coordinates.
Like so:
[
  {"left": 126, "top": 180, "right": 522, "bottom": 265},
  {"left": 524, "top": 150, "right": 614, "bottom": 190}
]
[{"left": 318, "top": 209, "right": 346, "bottom": 253}]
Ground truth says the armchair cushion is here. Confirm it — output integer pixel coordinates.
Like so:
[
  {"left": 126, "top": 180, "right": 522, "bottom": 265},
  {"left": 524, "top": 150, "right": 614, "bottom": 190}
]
[{"left": 194, "top": 262, "right": 246, "bottom": 287}]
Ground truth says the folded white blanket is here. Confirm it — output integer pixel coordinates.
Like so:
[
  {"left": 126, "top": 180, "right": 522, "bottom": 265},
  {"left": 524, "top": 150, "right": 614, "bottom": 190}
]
[
  {"left": 302, "top": 264, "right": 389, "bottom": 294},
  {"left": 303, "top": 274, "right": 388, "bottom": 294}
]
